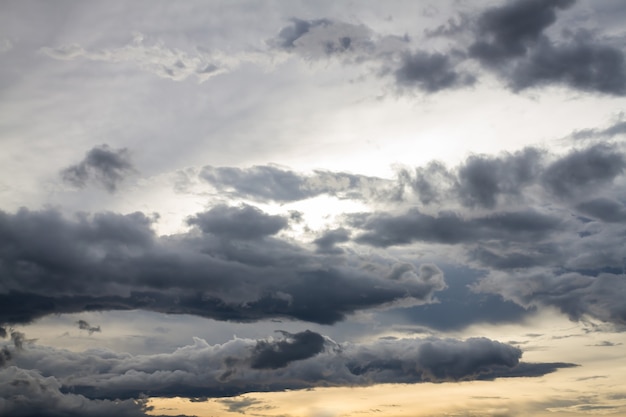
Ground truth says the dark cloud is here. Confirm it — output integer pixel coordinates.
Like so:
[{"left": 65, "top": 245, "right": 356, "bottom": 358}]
[
  {"left": 576, "top": 198, "right": 626, "bottom": 223},
  {"left": 456, "top": 148, "right": 544, "bottom": 208},
  {"left": 466, "top": 0, "right": 626, "bottom": 95},
  {"left": 187, "top": 204, "right": 288, "bottom": 240},
  {"left": 250, "top": 330, "right": 325, "bottom": 369},
  {"left": 0, "top": 207, "right": 446, "bottom": 325},
  {"left": 469, "top": 0, "right": 575, "bottom": 64},
  {"left": 0, "top": 366, "right": 156, "bottom": 417},
  {"left": 77, "top": 319, "right": 101, "bottom": 335},
  {"left": 352, "top": 208, "right": 562, "bottom": 247},
  {"left": 394, "top": 51, "right": 475, "bottom": 92},
  {"left": 542, "top": 144, "right": 625, "bottom": 198},
  {"left": 7, "top": 333, "right": 573, "bottom": 400},
  {"left": 61, "top": 144, "right": 135, "bottom": 193},
  {"left": 509, "top": 37, "right": 626, "bottom": 95},
  {"left": 313, "top": 228, "right": 350, "bottom": 254}
]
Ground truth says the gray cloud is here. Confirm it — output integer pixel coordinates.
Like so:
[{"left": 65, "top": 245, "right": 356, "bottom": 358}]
[
  {"left": 266, "top": 2, "right": 626, "bottom": 96},
  {"left": 469, "top": 0, "right": 575, "bottom": 64},
  {"left": 61, "top": 145, "right": 135, "bottom": 193},
  {"left": 313, "top": 228, "right": 351, "bottom": 254},
  {"left": 0, "top": 366, "right": 155, "bottom": 417},
  {"left": 5, "top": 332, "right": 573, "bottom": 401},
  {"left": 576, "top": 198, "right": 626, "bottom": 223},
  {"left": 250, "top": 330, "right": 325, "bottom": 369},
  {"left": 474, "top": 270, "right": 626, "bottom": 326},
  {"left": 397, "top": 144, "right": 624, "bottom": 207},
  {"left": 0, "top": 206, "right": 446, "bottom": 326},
  {"left": 466, "top": 0, "right": 626, "bottom": 95},
  {"left": 394, "top": 51, "right": 475, "bottom": 93},
  {"left": 509, "top": 36, "right": 626, "bottom": 95},
  {"left": 187, "top": 204, "right": 288, "bottom": 240},
  {"left": 456, "top": 148, "right": 544, "bottom": 208},
  {"left": 352, "top": 209, "right": 562, "bottom": 247},
  {"left": 542, "top": 144, "right": 625, "bottom": 198}
]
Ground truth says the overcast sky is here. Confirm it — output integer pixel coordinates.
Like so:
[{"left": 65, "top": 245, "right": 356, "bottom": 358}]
[{"left": 1, "top": 1, "right": 626, "bottom": 416}]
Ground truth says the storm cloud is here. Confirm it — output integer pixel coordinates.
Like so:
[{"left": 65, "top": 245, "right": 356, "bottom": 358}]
[{"left": 0, "top": 206, "right": 446, "bottom": 326}]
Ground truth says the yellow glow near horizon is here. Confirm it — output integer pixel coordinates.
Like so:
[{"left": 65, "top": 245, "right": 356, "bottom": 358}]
[{"left": 147, "top": 314, "right": 626, "bottom": 417}]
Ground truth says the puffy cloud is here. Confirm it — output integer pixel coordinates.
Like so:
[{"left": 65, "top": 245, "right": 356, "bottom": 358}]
[
  {"left": 4, "top": 332, "right": 573, "bottom": 400},
  {"left": 0, "top": 206, "right": 446, "bottom": 326},
  {"left": 61, "top": 145, "right": 135, "bottom": 193}
]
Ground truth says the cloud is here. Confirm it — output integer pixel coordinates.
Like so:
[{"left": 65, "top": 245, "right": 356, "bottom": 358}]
[
  {"left": 351, "top": 208, "right": 562, "bottom": 247},
  {"left": 473, "top": 270, "right": 626, "bottom": 325},
  {"left": 572, "top": 119, "right": 626, "bottom": 140},
  {"left": 0, "top": 206, "right": 446, "bottom": 326},
  {"left": 509, "top": 36, "right": 626, "bottom": 95},
  {"left": 396, "top": 144, "right": 624, "bottom": 207},
  {"left": 273, "top": 17, "right": 478, "bottom": 94},
  {"left": 61, "top": 144, "right": 135, "bottom": 193},
  {"left": 0, "top": 366, "right": 155, "bottom": 417},
  {"left": 273, "top": 18, "right": 334, "bottom": 50},
  {"left": 469, "top": 0, "right": 575, "bottom": 64},
  {"left": 77, "top": 319, "right": 101, "bottom": 335},
  {"left": 576, "top": 198, "right": 626, "bottom": 223},
  {"left": 455, "top": 148, "right": 544, "bottom": 208},
  {"left": 5, "top": 332, "right": 574, "bottom": 400},
  {"left": 542, "top": 144, "right": 625, "bottom": 198},
  {"left": 250, "top": 330, "right": 325, "bottom": 369},
  {"left": 199, "top": 165, "right": 395, "bottom": 203},
  {"left": 394, "top": 51, "right": 475, "bottom": 93},
  {"left": 313, "top": 228, "right": 351, "bottom": 254},
  {"left": 187, "top": 204, "right": 288, "bottom": 240}
]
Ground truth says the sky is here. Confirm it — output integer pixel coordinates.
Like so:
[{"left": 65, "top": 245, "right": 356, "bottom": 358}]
[{"left": 1, "top": 0, "right": 626, "bottom": 416}]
